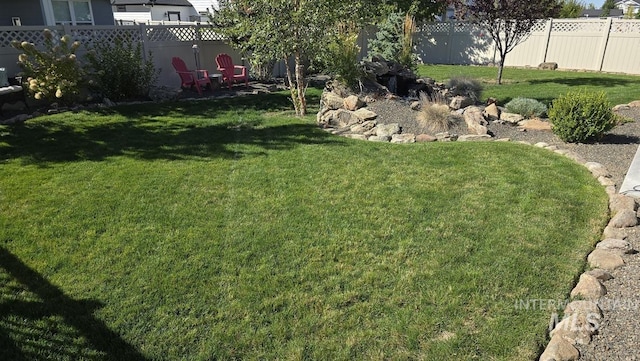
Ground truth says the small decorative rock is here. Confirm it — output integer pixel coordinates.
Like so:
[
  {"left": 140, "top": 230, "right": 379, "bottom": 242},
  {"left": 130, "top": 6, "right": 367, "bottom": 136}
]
[
  {"left": 343, "top": 95, "right": 364, "bottom": 111},
  {"left": 321, "top": 91, "right": 344, "bottom": 110},
  {"left": 415, "top": 134, "right": 437, "bottom": 142},
  {"left": 539, "top": 334, "right": 580, "bottom": 361},
  {"left": 457, "top": 134, "right": 493, "bottom": 141},
  {"left": 584, "top": 162, "right": 610, "bottom": 178},
  {"left": 375, "top": 123, "right": 401, "bottom": 137},
  {"left": 595, "top": 238, "right": 633, "bottom": 255},
  {"left": 368, "top": 135, "right": 391, "bottom": 142},
  {"left": 518, "top": 118, "right": 552, "bottom": 131},
  {"left": 410, "top": 101, "right": 421, "bottom": 110},
  {"left": 538, "top": 62, "right": 558, "bottom": 70},
  {"left": 391, "top": 134, "right": 416, "bottom": 143},
  {"left": 587, "top": 249, "right": 625, "bottom": 270},
  {"left": 449, "top": 95, "right": 474, "bottom": 110},
  {"left": 500, "top": 112, "right": 524, "bottom": 124},
  {"left": 463, "top": 106, "right": 489, "bottom": 135},
  {"left": 570, "top": 273, "right": 606, "bottom": 300},
  {"left": 483, "top": 103, "right": 500, "bottom": 120},
  {"left": 609, "top": 193, "right": 637, "bottom": 215},
  {"left": 585, "top": 269, "right": 614, "bottom": 281},
  {"left": 354, "top": 108, "right": 378, "bottom": 121},
  {"left": 608, "top": 209, "right": 638, "bottom": 228}
]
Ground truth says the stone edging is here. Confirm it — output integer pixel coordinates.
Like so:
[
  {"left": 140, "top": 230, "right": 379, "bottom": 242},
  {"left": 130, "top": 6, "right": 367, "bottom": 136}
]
[{"left": 525, "top": 141, "right": 638, "bottom": 361}]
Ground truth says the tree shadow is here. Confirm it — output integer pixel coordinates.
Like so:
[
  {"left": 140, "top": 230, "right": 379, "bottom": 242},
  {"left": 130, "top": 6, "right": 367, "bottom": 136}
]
[
  {"left": 0, "top": 92, "right": 342, "bottom": 165},
  {"left": 527, "top": 76, "right": 636, "bottom": 87},
  {"left": 0, "top": 247, "right": 149, "bottom": 361}
]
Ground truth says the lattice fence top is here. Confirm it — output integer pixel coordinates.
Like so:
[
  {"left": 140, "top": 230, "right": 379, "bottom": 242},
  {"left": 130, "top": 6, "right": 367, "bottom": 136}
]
[
  {"left": 551, "top": 20, "right": 606, "bottom": 33},
  {"left": 0, "top": 27, "right": 63, "bottom": 48},
  {"left": 419, "top": 22, "right": 450, "bottom": 33},
  {"left": 610, "top": 20, "right": 640, "bottom": 33},
  {"left": 0, "top": 24, "right": 225, "bottom": 50},
  {"left": 530, "top": 20, "right": 548, "bottom": 33},
  {"left": 70, "top": 27, "right": 142, "bottom": 47}
]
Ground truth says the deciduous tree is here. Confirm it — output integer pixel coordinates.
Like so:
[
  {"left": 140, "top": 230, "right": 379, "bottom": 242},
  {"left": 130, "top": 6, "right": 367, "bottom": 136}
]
[{"left": 466, "top": 0, "right": 560, "bottom": 84}]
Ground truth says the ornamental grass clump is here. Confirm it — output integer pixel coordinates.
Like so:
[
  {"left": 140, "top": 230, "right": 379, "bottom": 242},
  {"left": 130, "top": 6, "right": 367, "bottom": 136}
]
[
  {"left": 11, "top": 29, "right": 86, "bottom": 105},
  {"left": 505, "top": 97, "right": 548, "bottom": 118},
  {"left": 416, "top": 91, "right": 461, "bottom": 133},
  {"left": 549, "top": 90, "right": 619, "bottom": 143},
  {"left": 447, "top": 76, "right": 483, "bottom": 102}
]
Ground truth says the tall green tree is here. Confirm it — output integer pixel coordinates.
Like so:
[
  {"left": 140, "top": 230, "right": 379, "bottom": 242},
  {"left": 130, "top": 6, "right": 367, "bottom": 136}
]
[
  {"left": 467, "top": 0, "right": 560, "bottom": 84},
  {"left": 558, "top": 0, "right": 585, "bottom": 18},
  {"left": 601, "top": 0, "right": 617, "bottom": 16}
]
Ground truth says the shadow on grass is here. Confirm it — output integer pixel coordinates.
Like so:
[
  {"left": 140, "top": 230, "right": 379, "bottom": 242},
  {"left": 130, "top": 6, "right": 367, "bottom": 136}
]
[
  {"left": 527, "top": 76, "right": 636, "bottom": 88},
  {"left": 0, "top": 92, "right": 341, "bottom": 165},
  {"left": 0, "top": 247, "right": 148, "bottom": 361}
]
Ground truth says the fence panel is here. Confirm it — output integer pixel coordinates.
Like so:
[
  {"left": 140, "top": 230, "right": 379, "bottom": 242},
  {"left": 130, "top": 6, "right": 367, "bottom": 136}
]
[{"left": 602, "top": 20, "right": 640, "bottom": 74}]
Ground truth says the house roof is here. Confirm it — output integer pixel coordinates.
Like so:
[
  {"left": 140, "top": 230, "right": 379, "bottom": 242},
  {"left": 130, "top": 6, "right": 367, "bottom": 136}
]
[
  {"left": 581, "top": 9, "right": 624, "bottom": 17},
  {"left": 111, "top": 0, "right": 219, "bottom": 11},
  {"left": 112, "top": 0, "right": 194, "bottom": 6},
  {"left": 615, "top": 0, "right": 640, "bottom": 5}
]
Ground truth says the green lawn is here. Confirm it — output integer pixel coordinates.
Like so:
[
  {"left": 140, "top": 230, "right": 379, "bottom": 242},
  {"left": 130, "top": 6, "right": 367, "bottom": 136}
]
[
  {"left": 0, "top": 90, "right": 609, "bottom": 360},
  {"left": 418, "top": 64, "right": 640, "bottom": 106}
]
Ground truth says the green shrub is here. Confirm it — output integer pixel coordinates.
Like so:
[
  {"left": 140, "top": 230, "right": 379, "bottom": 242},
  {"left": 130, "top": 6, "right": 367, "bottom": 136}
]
[
  {"left": 505, "top": 97, "right": 548, "bottom": 118},
  {"left": 318, "top": 31, "right": 363, "bottom": 89},
  {"left": 11, "top": 29, "right": 86, "bottom": 105},
  {"left": 86, "top": 37, "right": 157, "bottom": 101},
  {"left": 368, "top": 12, "right": 418, "bottom": 71},
  {"left": 447, "top": 76, "right": 482, "bottom": 102},
  {"left": 549, "top": 90, "right": 619, "bottom": 143},
  {"left": 416, "top": 92, "right": 460, "bottom": 133}
]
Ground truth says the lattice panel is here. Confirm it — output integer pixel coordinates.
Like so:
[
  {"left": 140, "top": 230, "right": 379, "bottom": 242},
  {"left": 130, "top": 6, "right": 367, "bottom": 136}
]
[
  {"left": 610, "top": 20, "right": 640, "bottom": 33},
  {"left": 551, "top": 20, "right": 605, "bottom": 32},
  {"left": 530, "top": 20, "right": 548, "bottom": 33},
  {"left": 146, "top": 26, "right": 196, "bottom": 42},
  {"left": 419, "top": 22, "right": 450, "bottom": 33},
  {"left": 454, "top": 22, "right": 479, "bottom": 33},
  {"left": 199, "top": 27, "right": 225, "bottom": 41},
  {"left": 0, "top": 28, "right": 62, "bottom": 48},
  {"left": 69, "top": 28, "right": 142, "bottom": 48}
]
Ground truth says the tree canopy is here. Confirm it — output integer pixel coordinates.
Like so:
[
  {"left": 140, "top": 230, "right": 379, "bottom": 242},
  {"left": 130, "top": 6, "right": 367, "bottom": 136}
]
[{"left": 467, "top": 0, "right": 560, "bottom": 84}]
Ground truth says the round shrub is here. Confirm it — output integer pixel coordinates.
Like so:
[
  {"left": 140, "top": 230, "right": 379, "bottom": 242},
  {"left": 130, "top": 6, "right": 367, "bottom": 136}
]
[
  {"left": 549, "top": 90, "right": 618, "bottom": 143},
  {"left": 447, "top": 76, "right": 482, "bottom": 102},
  {"left": 504, "top": 97, "right": 547, "bottom": 118}
]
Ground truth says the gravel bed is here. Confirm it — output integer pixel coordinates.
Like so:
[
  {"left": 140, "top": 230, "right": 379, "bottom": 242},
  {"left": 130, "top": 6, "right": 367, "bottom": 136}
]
[{"left": 368, "top": 98, "right": 640, "bottom": 361}]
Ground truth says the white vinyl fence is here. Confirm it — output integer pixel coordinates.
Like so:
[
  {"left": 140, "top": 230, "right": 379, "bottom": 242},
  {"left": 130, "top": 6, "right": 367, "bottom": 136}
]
[
  {"left": 0, "top": 23, "right": 245, "bottom": 88},
  {"left": 411, "top": 18, "right": 640, "bottom": 74},
  {"left": 1, "top": 18, "right": 639, "bottom": 91}
]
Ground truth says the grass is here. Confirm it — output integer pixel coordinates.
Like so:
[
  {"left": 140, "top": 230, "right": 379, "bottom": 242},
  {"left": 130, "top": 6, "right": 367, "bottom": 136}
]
[
  {"left": 418, "top": 64, "right": 640, "bottom": 106},
  {"left": 0, "top": 89, "right": 609, "bottom": 360}
]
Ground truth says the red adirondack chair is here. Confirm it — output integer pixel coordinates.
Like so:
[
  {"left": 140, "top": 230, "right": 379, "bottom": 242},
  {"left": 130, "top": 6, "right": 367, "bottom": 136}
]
[
  {"left": 171, "top": 57, "right": 212, "bottom": 95},
  {"left": 215, "top": 53, "right": 248, "bottom": 89}
]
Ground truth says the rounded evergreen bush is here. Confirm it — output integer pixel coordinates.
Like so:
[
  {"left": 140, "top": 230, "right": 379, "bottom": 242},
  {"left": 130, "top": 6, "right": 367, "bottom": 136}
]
[
  {"left": 549, "top": 90, "right": 618, "bottom": 143},
  {"left": 505, "top": 97, "right": 547, "bottom": 118}
]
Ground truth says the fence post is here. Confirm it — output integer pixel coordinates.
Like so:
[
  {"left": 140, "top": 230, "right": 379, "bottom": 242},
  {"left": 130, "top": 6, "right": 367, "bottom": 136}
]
[
  {"left": 596, "top": 18, "right": 613, "bottom": 71},
  {"left": 139, "top": 24, "right": 150, "bottom": 62},
  {"left": 541, "top": 19, "right": 553, "bottom": 63},
  {"left": 447, "top": 21, "right": 454, "bottom": 64}
]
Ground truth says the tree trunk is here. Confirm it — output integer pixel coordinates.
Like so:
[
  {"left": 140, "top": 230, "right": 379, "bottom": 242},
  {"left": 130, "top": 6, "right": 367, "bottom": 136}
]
[
  {"left": 283, "top": 57, "right": 300, "bottom": 116},
  {"left": 294, "top": 51, "right": 307, "bottom": 116},
  {"left": 497, "top": 53, "right": 506, "bottom": 85}
]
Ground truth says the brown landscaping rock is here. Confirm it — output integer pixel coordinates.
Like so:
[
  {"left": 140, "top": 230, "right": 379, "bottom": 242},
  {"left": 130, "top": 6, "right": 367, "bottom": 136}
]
[
  {"left": 564, "top": 300, "right": 603, "bottom": 319},
  {"left": 584, "top": 162, "right": 610, "bottom": 178},
  {"left": 391, "top": 134, "right": 416, "bottom": 143},
  {"left": 551, "top": 317, "right": 593, "bottom": 345},
  {"left": 463, "top": 106, "right": 489, "bottom": 135},
  {"left": 343, "top": 95, "right": 365, "bottom": 111},
  {"left": 585, "top": 269, "right": 614, "bottom": 281},
  {"left": 457, "top": 134, "right": 493, "bottom": 141},
  {"left": 587, "top": 249, "right": 625, "bottom": 270},
  {"left": 609, "top": 209, "right": 638, "bottom": 228},
  {"left": 322, "top": 91, "right": 344, "bottom": 110},
  {"left": 368, "top": 135, "right": 391, "bottom": 142},
  {"left": 449, "top": 96, "right": 474, "bottom": 110},
  {"left": 375, "top": 123, "right": 401, "bottom": 137},
  {"left": 518, "top": 118, "right": 552, "bottom": 131},
  {"left": 410, "top": 101, "right": 421, "bottom": 110},
  {"left": 570, "top": 273, "right": 606, "bottom": 300},
  {"left": 538, "top": 62, "right": 558, "bottom": 70},
  {"left": 344, "top": 134, "right": 367, "bottom": 140},
  {"left": 415, "top": 134, "right": 437, "bottom": 142},
  {"left": 354, "top": 108, "right": 378, "bottom": 121},
  {"left": 350, "top": 120, "right": 377, "bottom": 134},
  {"left": 602, "top": 224, "right": 627, "bottom": 239},
  {"left": 595, "top": 238, "right": 633, "bottom": 256},
  {"left": 500, "top": 112, "right": 524, "bottom": 124},
  {"left": 483, "top": 103, "right": 500, "bottom": 120},
  {"left": 539, "top": 334, "right": 580, "bottom": 361},
  {"left": 628, "top": 100, "right": 640, "bottom": 107},
  {"left": 609, "top": 194, "right": 637, "bottom": 215}
]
